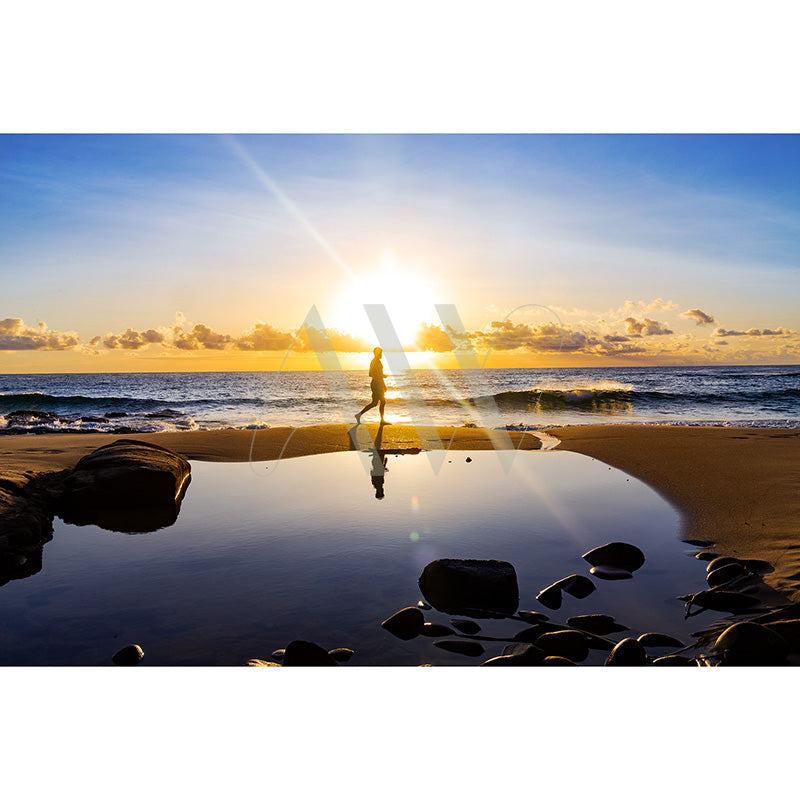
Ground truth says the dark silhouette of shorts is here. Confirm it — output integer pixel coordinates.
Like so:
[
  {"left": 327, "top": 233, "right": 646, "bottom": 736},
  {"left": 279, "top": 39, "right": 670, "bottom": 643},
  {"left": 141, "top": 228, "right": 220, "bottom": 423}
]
[{"left": 371, "top": 378, "right": 386, "bottom": 402}]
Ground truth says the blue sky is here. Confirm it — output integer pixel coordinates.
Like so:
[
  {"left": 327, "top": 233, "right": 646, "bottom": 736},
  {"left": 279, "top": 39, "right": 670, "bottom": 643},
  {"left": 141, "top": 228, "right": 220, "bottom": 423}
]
[{"left": 2, "top": 133, "right": 799, "bottom": 369}]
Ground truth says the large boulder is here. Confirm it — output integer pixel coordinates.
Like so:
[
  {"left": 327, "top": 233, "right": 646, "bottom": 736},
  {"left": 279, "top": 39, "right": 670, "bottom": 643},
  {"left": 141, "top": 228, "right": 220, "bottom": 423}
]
[
  {"left": 55, "top": 439, "right": 191, "bottom": 533},
  {"left": 418, "top": 559, "right": 519, "bottom": 616}
]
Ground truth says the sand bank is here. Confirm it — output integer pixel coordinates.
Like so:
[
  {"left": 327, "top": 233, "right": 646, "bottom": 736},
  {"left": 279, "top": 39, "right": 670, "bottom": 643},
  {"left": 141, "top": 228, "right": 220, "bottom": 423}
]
[
  {"left": 0, "top": 424, "right": 540, "bottom": 475},
  {"left": 550, "top": 425, "right": 800, "bottom": 602}
]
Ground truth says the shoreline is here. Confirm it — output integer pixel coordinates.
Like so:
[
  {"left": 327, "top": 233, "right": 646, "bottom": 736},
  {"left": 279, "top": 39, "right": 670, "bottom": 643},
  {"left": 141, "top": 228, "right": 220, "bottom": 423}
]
[{"left": 2, "top": 423, "right": 799, "bottom": 603}]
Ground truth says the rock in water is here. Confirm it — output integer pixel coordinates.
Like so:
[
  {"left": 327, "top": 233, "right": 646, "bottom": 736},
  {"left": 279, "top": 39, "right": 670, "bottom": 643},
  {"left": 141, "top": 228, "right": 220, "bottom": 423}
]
[
  {"left": 56, "top": 439, "right": 191, "bottom": 533},
  {"left": 535, "top": 630, "right": 589, "bottom": 662},
  {"left": 605, "top": 638, "right": 648, "bottom": 666},
  {"left": 450, "top": 619, "right": 481, "bottom": 635},
  {"left": 582, "top": 542, "right": 645, "bottom": 572},
  {"left": 706, "top": 556, "right": 742, "bottom": 573},
  {"left": 535, "top": 584, "right": 563, "bottom": 610},
  {"left": 418, "top": 559, "right": 519, "bottom": 616},
  {"left": 283, "top": 640, "right": 339, "bottom": 666},
  {"left": 433, "top": 639, "right": 485, "bottom": 657},
  {"left": 567, "top": 614, "right": 629, "bottom": 635},
  {"left": 328, "top": 648, "right": 354, "bottom": 663},
  {"left": 517, "top": 610, "right": 549, "bottom": 623},
  {"left": 541, "top": 656, "right": 576, "bottom": 666},
  {"left": 688, "top": 590, "right": 760, "bottom": 613},
  {"left": 589, "top": 565, "right": 633, "bottom": 581},
  {"left": 652, "top": 655, "right": 696, "bottom": 666},
  {"left": 381, "top": 607, "right": 425, "bottom": 640},
  {"left": 713, "top": 622, "right": 789, "bottom": 666},
  {"left": 245, "top": 659, "right": 282, "bottom": 667},
  {"left": 112, "top": 644, "right": 144, "bottom": 666},
  {"left": 482, "top": 644, "right": 545, "bottom": 666},
  {"left": 554, "top": 574, "right": 596, "bottom": 599},
  {"left": 706, "top": 562, "right": 747, "bottom": 587},
  {"left": 636, "top": 632, "right": 684, "bottom": 648}
]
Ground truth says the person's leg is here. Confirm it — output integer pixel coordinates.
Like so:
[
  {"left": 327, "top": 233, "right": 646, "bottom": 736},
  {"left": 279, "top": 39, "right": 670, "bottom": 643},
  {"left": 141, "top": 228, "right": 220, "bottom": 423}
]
[
  {"left": 379, "top": 398, "right": 386, "bottom": 422},
  {"left": 356, "top": 399, "right": 378, "bottom": 422}
]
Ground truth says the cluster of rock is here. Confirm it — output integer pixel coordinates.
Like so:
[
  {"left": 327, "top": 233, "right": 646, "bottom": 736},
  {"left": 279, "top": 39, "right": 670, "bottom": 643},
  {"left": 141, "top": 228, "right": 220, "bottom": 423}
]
[
  {"left": 375, "top": 543, "right": 800, "bottom": 666},
  {"left": 0, "top": 439, "right": 192, "bottom": 589}
]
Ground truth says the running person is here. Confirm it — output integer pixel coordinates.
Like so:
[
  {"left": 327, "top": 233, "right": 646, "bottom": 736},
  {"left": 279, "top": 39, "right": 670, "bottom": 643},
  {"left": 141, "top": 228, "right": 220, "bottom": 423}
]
[{"left": 355, "top": 347, "right": 386, "bottom": 424}]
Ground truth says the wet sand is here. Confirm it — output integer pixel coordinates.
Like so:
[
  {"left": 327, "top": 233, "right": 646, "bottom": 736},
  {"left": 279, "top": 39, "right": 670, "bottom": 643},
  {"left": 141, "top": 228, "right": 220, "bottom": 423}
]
[{"left": 2, "top": 423, "right": 799, "bottom": 603}]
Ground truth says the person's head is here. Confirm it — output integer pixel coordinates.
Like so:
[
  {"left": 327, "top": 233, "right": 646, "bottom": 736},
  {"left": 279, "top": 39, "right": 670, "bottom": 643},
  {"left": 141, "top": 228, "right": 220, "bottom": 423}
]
[{"left": 373, "top": 347, "right": 383, "bottom": 358}]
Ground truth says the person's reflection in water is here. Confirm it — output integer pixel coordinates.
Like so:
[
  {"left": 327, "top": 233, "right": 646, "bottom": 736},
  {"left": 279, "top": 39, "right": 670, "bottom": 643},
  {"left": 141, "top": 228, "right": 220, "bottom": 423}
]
[{"left": 370, "top": 421, "right": 388, "bottom": 499}]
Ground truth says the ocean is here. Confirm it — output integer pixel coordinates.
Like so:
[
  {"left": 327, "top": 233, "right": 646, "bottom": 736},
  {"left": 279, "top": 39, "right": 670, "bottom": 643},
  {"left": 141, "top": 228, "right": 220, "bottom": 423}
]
[{"left": 1, "top": 365, "right": 798, "bottom": 435}]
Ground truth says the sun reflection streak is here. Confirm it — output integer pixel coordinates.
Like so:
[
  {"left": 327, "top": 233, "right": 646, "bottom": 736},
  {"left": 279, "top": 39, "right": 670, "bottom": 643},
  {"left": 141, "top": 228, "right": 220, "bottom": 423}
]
[{"left": 222, "top": 134, "right": 356, "bottom": 282}]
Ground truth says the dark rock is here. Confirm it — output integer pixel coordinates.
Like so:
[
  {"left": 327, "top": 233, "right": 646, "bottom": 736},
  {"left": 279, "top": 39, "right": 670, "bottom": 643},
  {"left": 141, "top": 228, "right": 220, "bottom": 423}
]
[
  {"left": 271, "top": 649, "right": 285, "bottom": 660},
  {"left": 418, "top": 559, "right": 519, "bottom": 616},
  {"left": 381, "top": 606, "right": 425, "bottom": 640},
  {"left": 112, "top": 644, "right": 144, "bottom": 666},
  {"left": 541, "top": 656, "right": 576, "bottom": 665},
  {"left": 465, "top": 457, "right": 472, "bottom": 463},
  {"left": 688, "top": 590, "right": 760, "bottom": 613},
  {"left": 589, "top": 565, "right": 633, "bottom": 581},
  {"left": 417, "top": 600, "right": 432, "bottom": 610},
  {"left": 450, "top": 619, "right": 481, "bottom": 635},
  {"left": 713, "top": 622, "right": 788, "bottom": 666},
  {"left": 283, "top": 640, "right": 339, "bottom": 666},
  {"left": 583, "top": 633, "right": 615, "bottom": 651},
  {"left": 652, "top": 655, "right": 697, "bottom": 666},
  {"left": 245, "top": 659, "right": 281, "bottom": 667},
  {"left": 420, "top": 623, "right": 456, "bottom": 637},
  {"left": 512, "top": 622, "right": 568, "bottom": 642},
  {"left": 763, "top": 621, "right": 800, "bottom": 653},
  {"left": 328, "top": 648, "right": 354, "bottom": 663},
  {"left": 535, "top": 630, "right": 589, "bottom": 662},
  {"left": 707, "top": 562, "right": 747, "bottom": 587},
  {"left": 636, "top": 632, "right": 685, "bottom": 649},
  {"left": 535, "top": 584, "right": 563, "bottom": 610},
  {"left": 55, "top": 439, "right": 191, "bottom": 533},
  {"left": 482, "top": 644, "right": 545, "bottom": 665},
  {"left": 433, "top": 639, "right": 484, "bottom": 657},
  {"left": 605, "top": 638, "right": 648, "bottom": 666},
  {"left": 582, "top": 542, "right": 645, "bottom": 572},
  {"left": 706, "top": 556, "right": 742, "bottom": 573},
  {"left": 695, "top": 552, "right": 717, "bottom": 561},
  {"left": 517, "top": 610, "right": 549, "bottom": 623},
  {"left": 567, "top": 614, "right": 629, "bottom": 636},
  {"left": 554, "top": 574, "right": 596, "bottom": 599}
]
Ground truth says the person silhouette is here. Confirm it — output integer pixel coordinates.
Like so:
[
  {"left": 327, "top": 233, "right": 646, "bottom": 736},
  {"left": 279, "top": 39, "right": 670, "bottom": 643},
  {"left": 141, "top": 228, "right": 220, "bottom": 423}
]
[
  {"left": 355, "top": 346, "right": 386, "bottom": 424},
  {"left": 369, "top": 420, "right": 388, "bottom": 499}
]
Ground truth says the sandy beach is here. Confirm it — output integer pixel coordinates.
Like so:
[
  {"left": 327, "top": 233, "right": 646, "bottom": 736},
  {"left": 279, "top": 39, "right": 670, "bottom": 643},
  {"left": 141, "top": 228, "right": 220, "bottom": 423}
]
[{"left": 2, "top": 423, "right": 799, "bottom": 606}]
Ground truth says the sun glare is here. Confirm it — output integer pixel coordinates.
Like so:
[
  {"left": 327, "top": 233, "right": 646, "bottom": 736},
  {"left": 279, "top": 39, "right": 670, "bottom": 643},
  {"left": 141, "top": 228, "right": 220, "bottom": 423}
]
[{"left": 330, "top": 253, "right": 439, "bottom": 348}]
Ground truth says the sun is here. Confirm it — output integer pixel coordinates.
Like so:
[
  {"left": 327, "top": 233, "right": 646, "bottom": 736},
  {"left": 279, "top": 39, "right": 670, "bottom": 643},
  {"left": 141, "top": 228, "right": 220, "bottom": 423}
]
[{"left": 330, "top": 253, "right": 440, "bottom": 348}]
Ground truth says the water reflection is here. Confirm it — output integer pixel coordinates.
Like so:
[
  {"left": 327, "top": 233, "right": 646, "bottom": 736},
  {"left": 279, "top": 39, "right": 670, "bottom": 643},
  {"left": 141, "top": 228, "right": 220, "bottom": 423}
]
[
  {"left": 370, "top": 423, "right": 388, "bottom": 499},
  {"left": 0, "top": 452, "right": 733, "bottom": 666}
]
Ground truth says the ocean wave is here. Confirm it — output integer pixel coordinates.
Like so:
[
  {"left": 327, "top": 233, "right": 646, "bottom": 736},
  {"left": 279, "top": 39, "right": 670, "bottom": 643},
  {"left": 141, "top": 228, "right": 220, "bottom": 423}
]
[{"left": 469, "top": 386, "right": 800, "bottom": 411}]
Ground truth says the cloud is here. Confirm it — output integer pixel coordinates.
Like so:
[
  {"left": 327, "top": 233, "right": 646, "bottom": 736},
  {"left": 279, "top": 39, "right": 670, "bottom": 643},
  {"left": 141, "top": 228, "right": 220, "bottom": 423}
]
[
  {"left": 680, "top": 308, "right": 716, "bottom": 326},
  {"left": 414, "top": 323, "right": 470, "bottom": 352},
  {"left": 623, "top": 317, "right": 674, "bottom": 336},
  {"left": 231, "top": 322, "right": 295, "bottom": 351},
  {"left": 103, "top": 328, "right": 166, "bottom": 350},
  {"left": 171, "top": 324, "right": 233, "bottom": 350},
  {"left": 472, "top": 320, "right": 592, "bottom": 352},
  {"left": 712, "top": 326, "right": 797, "bottom": 337},
  {"left": 0, "top": 318, "right": 81, "bottom": 350}
]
